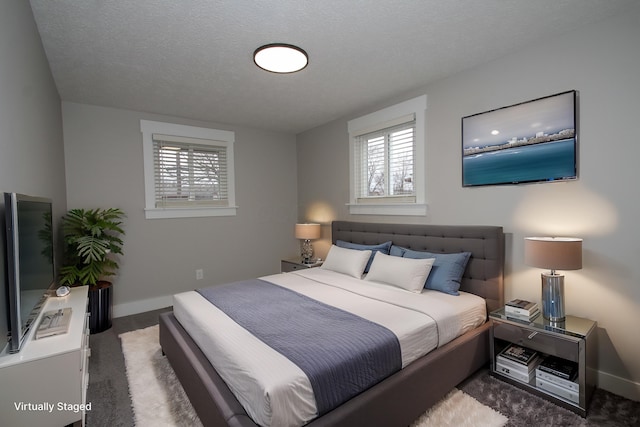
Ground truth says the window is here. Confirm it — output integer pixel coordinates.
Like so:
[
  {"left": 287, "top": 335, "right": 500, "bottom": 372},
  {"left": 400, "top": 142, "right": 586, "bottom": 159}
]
[
  {"left": 354, "top": 121, "right": 416, "bottom": 202},
  {"left": 141, "top": 120, "right": 236, "bottom": 219},
  {"left": 348, "top": 95, "right": 427, "bottom": 215}
]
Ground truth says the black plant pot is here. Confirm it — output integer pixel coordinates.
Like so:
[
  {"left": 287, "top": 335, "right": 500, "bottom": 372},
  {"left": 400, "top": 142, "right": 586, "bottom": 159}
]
[{"left": 88, "top": 281, "right": 113, "bottom": 334}]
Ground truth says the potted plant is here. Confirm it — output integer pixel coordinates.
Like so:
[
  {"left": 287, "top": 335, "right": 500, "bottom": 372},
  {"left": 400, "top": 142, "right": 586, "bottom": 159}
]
[{"left": 60, "top": 207, "right": 125, "bottom": 333}]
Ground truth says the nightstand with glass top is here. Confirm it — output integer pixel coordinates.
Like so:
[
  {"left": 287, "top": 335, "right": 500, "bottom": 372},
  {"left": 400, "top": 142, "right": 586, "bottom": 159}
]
[
  {"left": 281, "top": 257, "right": 323, "bottom": 273},
  {"left": 489, "top": 308, "right": 597, "bottom": 416}
]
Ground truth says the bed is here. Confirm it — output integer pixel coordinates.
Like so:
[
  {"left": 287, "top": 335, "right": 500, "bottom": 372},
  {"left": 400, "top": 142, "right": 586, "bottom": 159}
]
[{"left": 159, "top": 221, "right": 504, "bottom": 427}]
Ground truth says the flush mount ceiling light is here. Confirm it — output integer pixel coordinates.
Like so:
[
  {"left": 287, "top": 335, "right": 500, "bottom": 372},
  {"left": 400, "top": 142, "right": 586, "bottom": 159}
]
[{"left": 253, "top": 43, "right": 308, "bottom": 73}]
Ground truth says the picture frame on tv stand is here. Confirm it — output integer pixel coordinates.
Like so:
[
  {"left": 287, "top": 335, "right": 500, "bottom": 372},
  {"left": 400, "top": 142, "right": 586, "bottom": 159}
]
[{"left": 462, "top": 90, "right": 578, "bottom": 187}]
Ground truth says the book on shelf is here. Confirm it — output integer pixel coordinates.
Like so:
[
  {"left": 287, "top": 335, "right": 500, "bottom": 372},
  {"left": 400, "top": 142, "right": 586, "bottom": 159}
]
[
  {"left": 499, "top": 343, "right": 539, "bottom": 366},
  {"left": 498, "top": 353, "right": 541, "bottom": 374},
  {"left": 496, "top": 360, "right": 537, "bottom": 383},
  {"left": 535, "top": 367, "right": 579, "bottom": 392},
  {"left": 505, "top": 299, "right": 539, "bottom": 316},
  {"left": 538, "top": 355, "right": 578, "bottom": 381},
  {"left": 535, "top": 376, "right": 580, "bottom": 404}
]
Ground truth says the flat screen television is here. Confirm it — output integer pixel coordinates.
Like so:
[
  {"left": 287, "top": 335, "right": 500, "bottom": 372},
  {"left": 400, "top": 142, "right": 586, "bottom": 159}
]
[
  {"left": 462, "top": 90, "right": 578, "bottom": 187},
  {"left": 3, "top": 192, "right": 55, "bottom": 353}
]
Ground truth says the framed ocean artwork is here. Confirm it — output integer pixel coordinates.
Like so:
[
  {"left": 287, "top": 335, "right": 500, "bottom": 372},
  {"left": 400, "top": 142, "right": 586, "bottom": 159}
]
[{"left": 462, "top": 90, "right": 578, "bottom": 187}]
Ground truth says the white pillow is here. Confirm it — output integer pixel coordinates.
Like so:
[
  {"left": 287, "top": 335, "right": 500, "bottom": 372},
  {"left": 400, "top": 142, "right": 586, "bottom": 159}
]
[
  {"left": 320, "top": 245, "right": 372, "bottom": 278},
  {"left": 364, "top": 251, "right": 435, "bottom": 293}
]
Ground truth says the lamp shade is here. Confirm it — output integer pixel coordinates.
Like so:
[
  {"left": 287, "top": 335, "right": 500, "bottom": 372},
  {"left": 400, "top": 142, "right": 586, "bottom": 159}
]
[
  {"left": 295, "top": 223, "right": 321, "bottom": 240},
  {"left": 524, "top": 237, "right": 582, "bottom": 271}
]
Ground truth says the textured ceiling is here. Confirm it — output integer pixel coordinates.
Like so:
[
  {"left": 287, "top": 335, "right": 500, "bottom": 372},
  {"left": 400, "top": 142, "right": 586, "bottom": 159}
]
[{"left": 29, "top": 0, "right": 633, "bottom": 134}]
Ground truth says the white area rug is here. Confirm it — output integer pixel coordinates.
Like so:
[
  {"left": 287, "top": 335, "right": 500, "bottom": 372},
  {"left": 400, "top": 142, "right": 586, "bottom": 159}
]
[
  {"left": 410, "top": 388, "right": 508, "bottom": 427},
  {"left": 120, "top": 325, "right": 202, "bottom": 426},
  {"left": 121, "top": 325, "right": 507, "bottom": 427}
]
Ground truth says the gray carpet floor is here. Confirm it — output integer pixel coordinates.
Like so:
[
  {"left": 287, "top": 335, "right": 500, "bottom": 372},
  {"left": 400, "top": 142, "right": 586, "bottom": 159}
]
[
  {"left": 86, "top": 307, "right": 172, "bottom": 427},
  {"left": 459, "top": 369, "right": 640, "bottom": 426},
  {"left": 87, "top": 309, "right": 640, "bottom": 426}
]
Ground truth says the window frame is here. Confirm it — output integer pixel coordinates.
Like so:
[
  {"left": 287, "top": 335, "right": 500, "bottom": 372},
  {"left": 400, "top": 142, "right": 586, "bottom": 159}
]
[
  {"left": 141, "top": 120, "right": 237, "bottom": 219},
  {"left": 347, "top": 95, "right": 427, "bottom": 216}
]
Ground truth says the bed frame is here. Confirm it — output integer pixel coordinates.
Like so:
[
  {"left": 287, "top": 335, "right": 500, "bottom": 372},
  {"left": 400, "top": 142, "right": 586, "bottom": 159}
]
[{"left": 159, "top": 221, "right": 504, "bottom": 427}]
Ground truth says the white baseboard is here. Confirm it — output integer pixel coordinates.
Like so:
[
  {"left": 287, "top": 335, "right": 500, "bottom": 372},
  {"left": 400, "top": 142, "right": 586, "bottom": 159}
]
[
  {"left": 598, "top": 370, "right": 640, "bottom": 402},
  {"left": 113, "top": 294, "right": 173, "bottom": 318}
]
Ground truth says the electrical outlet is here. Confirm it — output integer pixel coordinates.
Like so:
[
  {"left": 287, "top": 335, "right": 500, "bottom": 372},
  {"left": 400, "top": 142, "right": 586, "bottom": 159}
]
[{"left": 196, "top": 269, "right": 203, "bottom": 280}]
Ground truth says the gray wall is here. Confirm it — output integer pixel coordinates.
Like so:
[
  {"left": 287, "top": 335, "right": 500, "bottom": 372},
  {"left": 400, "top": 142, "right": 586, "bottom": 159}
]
[
  {"left": 0, "top": 1, "right": 66, "bottom": 342},
  {"left": 62, "top": 102, "right": 299, "bottom": 316},
  {"left": 297, "top": 5, "right": 640, "bottom": 399}
]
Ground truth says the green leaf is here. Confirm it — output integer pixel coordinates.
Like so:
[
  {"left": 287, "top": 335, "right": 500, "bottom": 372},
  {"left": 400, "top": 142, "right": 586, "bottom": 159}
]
[{"left": 60, "top": 207, "right": 126, "bottom": 286}]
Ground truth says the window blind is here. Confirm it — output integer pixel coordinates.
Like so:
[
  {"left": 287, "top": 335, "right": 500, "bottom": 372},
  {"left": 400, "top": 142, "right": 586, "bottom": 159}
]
[
  {"left": 354, "top": 120, "right": 416, "bottom": 203},
  {"left": 152, "top": 134, "right": 229, "bottom": 208}
]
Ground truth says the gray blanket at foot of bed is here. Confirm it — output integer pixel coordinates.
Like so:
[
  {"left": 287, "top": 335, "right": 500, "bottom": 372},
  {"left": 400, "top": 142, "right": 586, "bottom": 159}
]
[{"left": 197, "top": 278, "right": 402, "bottom": 415}]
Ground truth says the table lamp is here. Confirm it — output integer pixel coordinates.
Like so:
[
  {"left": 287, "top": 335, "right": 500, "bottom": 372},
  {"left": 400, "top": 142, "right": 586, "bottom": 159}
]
[
  {"left": 524, "top": 237, "right": 582, "bottom": 322},
  {"left": 295, "top": 223, "right": 321, "bottom": 264}
]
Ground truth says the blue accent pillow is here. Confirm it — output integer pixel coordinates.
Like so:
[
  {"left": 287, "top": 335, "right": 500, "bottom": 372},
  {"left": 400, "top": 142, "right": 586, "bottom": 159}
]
[
  {"left": 400, "top": 248, "right": 472, "bottom": 296},
  {"left": 335, "top": 240, "right": 392, "bottom": 273},
  {"left": 389, "top": 245, "right": 406, "bottom": 257}
]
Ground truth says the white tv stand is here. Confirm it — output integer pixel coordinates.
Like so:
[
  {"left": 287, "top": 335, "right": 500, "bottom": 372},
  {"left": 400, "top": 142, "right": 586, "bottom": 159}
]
[{"left": 0, "top": 286, "right": 90, "bottom": 426}]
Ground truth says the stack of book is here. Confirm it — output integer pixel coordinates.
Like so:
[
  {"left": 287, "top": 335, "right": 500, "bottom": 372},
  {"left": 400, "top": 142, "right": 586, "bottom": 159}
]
[
  {"left": 535, "top": 356, "right": 579, "bottom": 404},
  {"left": 505, "top": 299, "right": 540, "bottom": 322},
  {"left": 496, "top": 343, "right": 541, "bottom": 383}
]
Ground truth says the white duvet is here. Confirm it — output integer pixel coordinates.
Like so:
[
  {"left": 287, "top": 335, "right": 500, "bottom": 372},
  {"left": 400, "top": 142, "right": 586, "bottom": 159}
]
[{"left": 173, "top": 268, "right": 486, "bottom": 427}]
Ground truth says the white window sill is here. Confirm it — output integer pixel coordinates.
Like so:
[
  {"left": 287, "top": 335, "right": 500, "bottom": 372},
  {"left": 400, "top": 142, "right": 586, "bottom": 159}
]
[
  {"left": 144, "top": 206, "right": 238, "bottom": 219},
  {"left": 347, "top": 203, "right": 428, "bottom": 216}
]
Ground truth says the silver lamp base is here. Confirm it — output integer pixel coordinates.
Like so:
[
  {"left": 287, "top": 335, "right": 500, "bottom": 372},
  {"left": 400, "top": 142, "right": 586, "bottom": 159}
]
[
  {"left": 541, "top": 272, "right": 565, "bottom": 322},
  {"left": 301, "top": 239, "right": 314, "bottom": 264}
]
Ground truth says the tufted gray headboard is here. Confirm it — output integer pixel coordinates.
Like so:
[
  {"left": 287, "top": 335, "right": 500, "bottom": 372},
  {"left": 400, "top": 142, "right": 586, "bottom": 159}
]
[{"left": 331, "top": 221, "right": 505, "bottom": 313}]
